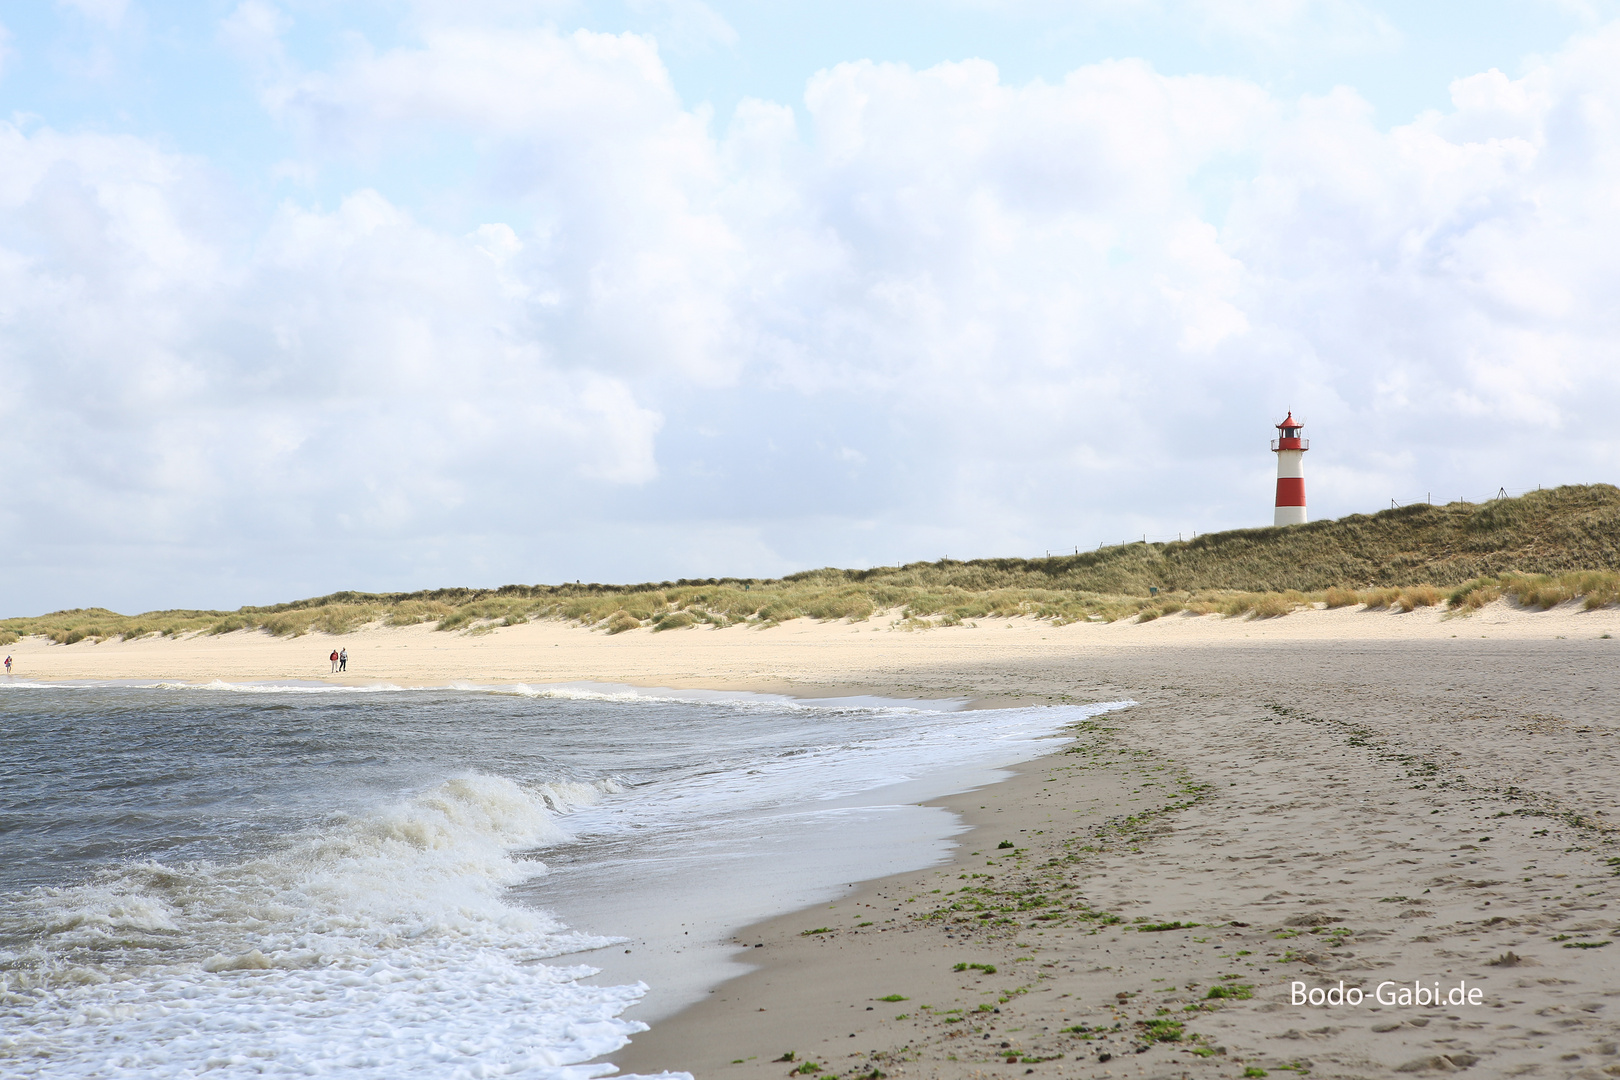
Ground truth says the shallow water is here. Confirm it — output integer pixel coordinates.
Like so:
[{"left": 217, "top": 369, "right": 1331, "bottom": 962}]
[{"left": 0, "top": 679, "right": 1122, "bottom": 1078}]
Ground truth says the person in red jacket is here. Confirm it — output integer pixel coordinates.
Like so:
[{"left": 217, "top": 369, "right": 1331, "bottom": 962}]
[{"left": 329, "top": 649, "right": 339, "bottom": 673}]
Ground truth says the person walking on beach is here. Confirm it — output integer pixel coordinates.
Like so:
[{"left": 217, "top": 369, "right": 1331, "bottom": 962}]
[
  {"left": 3, "top": 655, "right": 10, "bottom": 675},
  {"left": 329, "top": 649, "right": 339, "bottom": 673},
  {"left": 338, "top": 648, "right": 347, "bottom": 673}
]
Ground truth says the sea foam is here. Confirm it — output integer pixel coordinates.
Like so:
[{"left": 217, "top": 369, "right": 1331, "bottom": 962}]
[
  {"left": 139, "top": 679, "right": 412, "bottom": 693},
  {"left": 0, "top": 774, "right": 651, "bottom": 1079}
]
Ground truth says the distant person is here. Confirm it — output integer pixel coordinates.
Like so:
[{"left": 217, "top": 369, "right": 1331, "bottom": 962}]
[
  {"left": 329, "top": 649, "right": 339, "bottom": 673},
  {"left": 3, "top": 655, "right": 10, "bottom": 675},
  {"left": 338, "top": 648, "right": 348, "bottom": 673}
]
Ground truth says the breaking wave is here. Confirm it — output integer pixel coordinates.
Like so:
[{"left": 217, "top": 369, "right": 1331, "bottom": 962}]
[{"left": 0, "top": 774, "right": 646, "bottom": 1079}]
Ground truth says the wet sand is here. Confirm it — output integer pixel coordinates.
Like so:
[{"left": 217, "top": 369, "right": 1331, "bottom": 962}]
[{"left": 607, "top": 622, "right": 1620, "bottom": 1078}]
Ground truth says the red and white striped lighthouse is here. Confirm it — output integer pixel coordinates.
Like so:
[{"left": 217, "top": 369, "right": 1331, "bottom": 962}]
[{"left": 1271, "top": 412, "right": 1308, "bottom": 525}]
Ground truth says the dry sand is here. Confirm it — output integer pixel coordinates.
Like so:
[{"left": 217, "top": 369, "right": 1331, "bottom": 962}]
[
  {"left": 8, "top": 601, "right": 1620, "bottom": 1078},
  {"left": 5, "top": 598, "right": 1613, "bottom": 697}
]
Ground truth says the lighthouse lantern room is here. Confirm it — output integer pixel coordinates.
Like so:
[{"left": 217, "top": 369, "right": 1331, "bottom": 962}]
[{"left": 1271, "top": 413, "right": 1309, "bottom": 526}]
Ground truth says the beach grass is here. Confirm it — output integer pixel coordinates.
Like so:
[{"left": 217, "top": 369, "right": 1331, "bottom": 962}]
[{"left": 5, "top": 484, "right": 1620, "bottom": 643}]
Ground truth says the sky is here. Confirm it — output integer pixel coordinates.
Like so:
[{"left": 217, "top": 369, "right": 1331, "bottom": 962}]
[{"left": 3, "top": 0, "right": 1620, "bottom": 614}]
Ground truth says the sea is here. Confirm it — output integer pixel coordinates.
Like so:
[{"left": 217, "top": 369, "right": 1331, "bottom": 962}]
[{"left": 0, "top": 679, "right": 1124, "bottom": 1079}]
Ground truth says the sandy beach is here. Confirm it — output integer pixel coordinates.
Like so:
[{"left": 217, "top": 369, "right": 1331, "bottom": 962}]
[
  {"left": 8, "top": 601, "right": 1620, "bottom": 1078},
  {"left": 5, "top": 598, "right": 1614, "bottom": 697}
]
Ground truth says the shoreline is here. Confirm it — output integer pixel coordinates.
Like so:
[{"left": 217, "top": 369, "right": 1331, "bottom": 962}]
[
  {"left": 548, "top": 713, "right": 1106, "bottom": 1031},
  {"left": 606, "top": 737, "right": 1155, "bottom": 1077},
  {"left": 0, "top": 675, "right": 1002, "bottom": 712}
]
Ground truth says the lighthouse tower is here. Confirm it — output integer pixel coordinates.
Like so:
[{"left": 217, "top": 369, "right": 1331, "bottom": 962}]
[{"left": 1272, "top": 413, "right": 1308, "bottom": 526}]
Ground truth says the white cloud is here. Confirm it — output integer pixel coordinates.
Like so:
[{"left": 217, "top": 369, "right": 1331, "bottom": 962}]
[
  {"left": 1224, "top": 25, "right": 1620, "bottom": 442},
  {"left": 1188, "top": 0, "right": 1402, "bottom": 53},
  {"left": 626, "top": 0, "right": 738, "bottom": 53},
  {"left": 219, "top": 0, "right": 291, "bottom": 77},
  {"left": 0, "top": 124, "right": 666, "bottom": 607},
  {"left": 6, "top": 16, "right": 1620, "bottom": 609},
  {"left": 265, "top": 25, "right": 679, "bottom": 143},
  {"left": 56, "top": 0, "right": 130, "bottom": 29},
  {"left": 261, "top": 25, "right": 752, "bottom": 388},
  {"left": 948, "top": 0, "right": 1402, "bottom": 54}
]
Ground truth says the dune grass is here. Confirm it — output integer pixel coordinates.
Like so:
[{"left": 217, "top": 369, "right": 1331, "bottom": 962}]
[{"left": 4, "top": 485, "right": 1620, "bottom": 643}]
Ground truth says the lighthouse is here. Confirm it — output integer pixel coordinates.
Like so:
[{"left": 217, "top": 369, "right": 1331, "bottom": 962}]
[{"left": 1272, "top": 413, "right": 1308, "bottom": 525}]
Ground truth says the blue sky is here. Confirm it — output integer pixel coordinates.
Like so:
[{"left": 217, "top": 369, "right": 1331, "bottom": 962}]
[{"left": 3, "top": 0, "right": 1619, "bottom": 613}]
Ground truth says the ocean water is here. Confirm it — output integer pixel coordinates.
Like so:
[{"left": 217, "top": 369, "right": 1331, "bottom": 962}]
[{"left": 0, "top": 679, "right": 1124, "bottom": 1079}]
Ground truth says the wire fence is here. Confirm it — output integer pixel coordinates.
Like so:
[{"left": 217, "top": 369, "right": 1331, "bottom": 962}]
[
  {"left": 1384, "top": 485, "right": 1549, "bottom": 510},
  {"left": 1042, "top": 533, "right": 1203, "bottom": 556}
]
